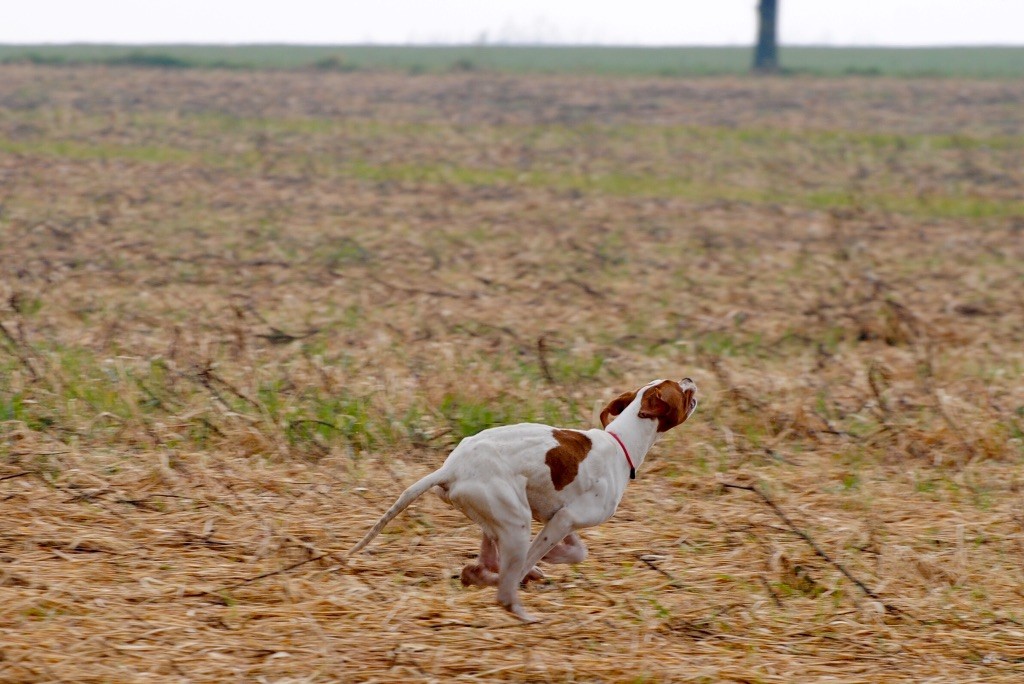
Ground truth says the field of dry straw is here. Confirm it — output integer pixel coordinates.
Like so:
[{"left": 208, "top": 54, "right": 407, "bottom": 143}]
[{"left": 1, "top": 65, "right": 1024, "bottom": 681}]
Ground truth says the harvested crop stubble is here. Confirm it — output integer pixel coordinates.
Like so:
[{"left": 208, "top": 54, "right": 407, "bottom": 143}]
[{"left": 1, "top": 65, "right": 1024, "bottom": 681}]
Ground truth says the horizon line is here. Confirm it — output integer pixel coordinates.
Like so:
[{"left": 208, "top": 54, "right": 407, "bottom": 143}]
[{"left": 4, "top": 42, "right": 1024, "bottom": 50}]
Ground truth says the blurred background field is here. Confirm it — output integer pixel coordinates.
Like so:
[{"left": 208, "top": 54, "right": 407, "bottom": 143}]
[
  {"left": 3, "top": 44, "right": 1024, "bottom": 77},
  {"left": 1, "top": 60, "right": 1024, "bottom": 681}
]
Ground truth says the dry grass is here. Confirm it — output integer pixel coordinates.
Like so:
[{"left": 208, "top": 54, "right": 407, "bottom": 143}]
[{"left": 2, "top": 65, "right": 1024, "bottom": 682}]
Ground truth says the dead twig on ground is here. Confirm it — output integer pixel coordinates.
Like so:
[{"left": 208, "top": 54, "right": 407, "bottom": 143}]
[
  {"left": 536, "top": 336, "right": 555, "bottom": 384},
  {"left": 758, "top": 575, "right": 784, "bottom": 608},
  {"left": 195, "top": 363, "right": 262, "bottom": 412},
  {"left": 213, "top": 548, "right": 347, "bottom": 594},
  {"left": 365, "top": 273, "right": 471, "bottom": 300},
  {"left": 0, "top": 320, "right": 41, "bottom": 382},
  {"left": 721, "top": 481, "right": 909, "bottom": 618},
  {"left": 637, "top": 554, "right": 685, "bottom": 588}
]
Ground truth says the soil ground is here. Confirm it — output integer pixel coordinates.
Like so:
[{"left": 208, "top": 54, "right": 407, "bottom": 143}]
[{"left": 1, "top": 66, "right": 1024, "bottom": 681}]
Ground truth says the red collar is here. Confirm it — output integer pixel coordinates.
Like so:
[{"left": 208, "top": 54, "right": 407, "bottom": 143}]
[{"left": 607, "top": 430, "right": 636, "bottom": 480}]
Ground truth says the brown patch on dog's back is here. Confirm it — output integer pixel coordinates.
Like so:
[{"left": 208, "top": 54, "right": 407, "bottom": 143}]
[{"left": 546, "top": 429, "right": 592, "bottom": 491}]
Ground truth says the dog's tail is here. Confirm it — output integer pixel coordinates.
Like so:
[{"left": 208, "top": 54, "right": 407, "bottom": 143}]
[{"left": 347, "top": 467, "right": 450, "bottom": 556}]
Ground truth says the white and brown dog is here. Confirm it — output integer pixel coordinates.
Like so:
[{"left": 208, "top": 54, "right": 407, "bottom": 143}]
[{"left": 348, "top": 378, "right": 698, "bottom": 621}]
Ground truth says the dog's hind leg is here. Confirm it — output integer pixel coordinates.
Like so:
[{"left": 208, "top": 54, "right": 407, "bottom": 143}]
[
  {"left": 460, "top": 535, "right": 500, "bottom": 587},
  {"left": 449, "top": 476, "right": 538, "bottom": 621},
  {"left": 495, "top": 522, "right": 535, "bottom": 622},
  {"left": 461, "top": 533, "right": 545, "bottom": 586},
  {"left": 487, "top": 483, "right": 538, "bottom": 621}
]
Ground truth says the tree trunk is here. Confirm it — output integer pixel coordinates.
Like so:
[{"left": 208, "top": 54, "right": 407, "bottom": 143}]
[{"left": 753, "top": 0, "right": 779, "bottom": 73}]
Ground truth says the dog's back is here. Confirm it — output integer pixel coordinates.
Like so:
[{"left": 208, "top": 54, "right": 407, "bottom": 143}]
[{"left": 440, "top": 423, "right": 616, "bottom": 523}]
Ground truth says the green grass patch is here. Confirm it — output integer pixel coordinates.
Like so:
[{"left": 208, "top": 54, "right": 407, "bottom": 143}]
[
  {"left": 4, "top": 45, "right": 1024, "bottom": 78},
  {"left": 4, "top": 115, "right": 1023, "bottom": 220}
]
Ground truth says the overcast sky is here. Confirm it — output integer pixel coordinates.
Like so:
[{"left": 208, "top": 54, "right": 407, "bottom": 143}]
[{"left": 3, "top": 1, "right": 1023, "bottom": 46}]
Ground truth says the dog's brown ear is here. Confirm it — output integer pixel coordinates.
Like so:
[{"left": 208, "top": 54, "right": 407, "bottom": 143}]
[{"left": 600, "top": 390, "right": 637, "bottom": 427}]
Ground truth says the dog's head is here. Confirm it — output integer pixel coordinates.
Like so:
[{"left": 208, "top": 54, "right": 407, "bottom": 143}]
[{"left": 600, "top": 378, "right": 698, "bottom": 432}]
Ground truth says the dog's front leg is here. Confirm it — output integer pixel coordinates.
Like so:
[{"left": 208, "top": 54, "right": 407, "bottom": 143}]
[
  {"left": 541, "top": 532, "right": 588, "bottom": 565},
  {"left": 520, "top": 509, "right": 577, "bottom": 584}
]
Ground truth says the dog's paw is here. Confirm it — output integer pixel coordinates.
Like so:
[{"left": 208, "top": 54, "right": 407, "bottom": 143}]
[
  {"left": 502, "top": 601, "right": 541, "bottom": 623},
  {"left": 460, "top": 563, "right": 499, "bottom": 587},
  {"left": 522, "top": 565, "right": 546, "bottom": 584}
]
